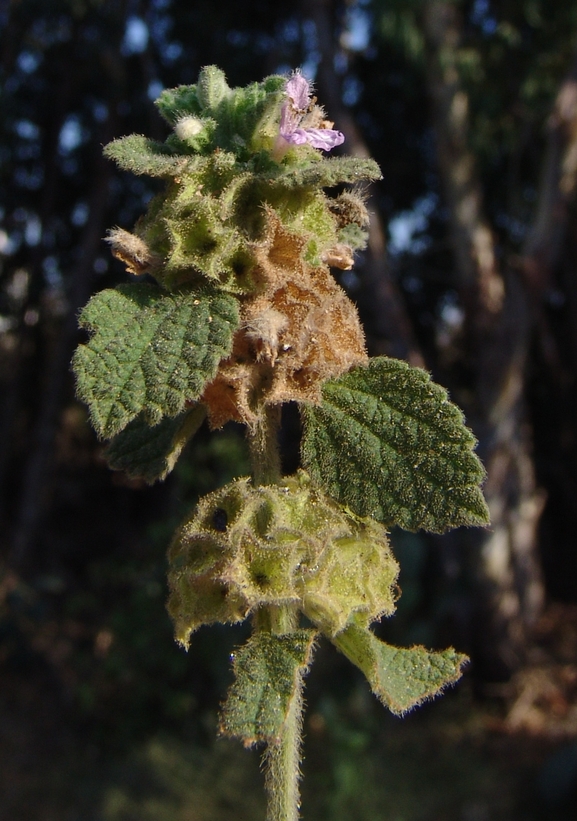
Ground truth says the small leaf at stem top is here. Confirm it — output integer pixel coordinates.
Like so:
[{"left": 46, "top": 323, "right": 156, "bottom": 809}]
[{"left": 104, "top": 134, "right": 190, "bottom": 177}]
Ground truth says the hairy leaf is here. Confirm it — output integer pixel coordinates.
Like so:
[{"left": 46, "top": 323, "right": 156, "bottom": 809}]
[
  {"left": 273, "top": 157, "right": 382, "bottom": 188},
  {"left": 333, "top": 624, "right": 467, "bottom": 715},
  {"left": 197, "top": 65, "right": 231, "bottom": 111},
  {"left": 155, "top": 84, "right": 203, "bottom": 124},
  {"left": 154, "top": 70, "right": 285, "bottom": 159},
  {"left": 104, "top": 135, "right": 189, "bottom": 177},
  {"left": 220, "top": 630, "right": 317, "bottom": 746},
  {"left": 301, "top": 357, "right": 489, "bottom": 532},
  {"left": 104, "top": 404, "right": 206, "bottom": 483},
  {"left": 73, "top": 283, "right": 239, "bottom": 438}
]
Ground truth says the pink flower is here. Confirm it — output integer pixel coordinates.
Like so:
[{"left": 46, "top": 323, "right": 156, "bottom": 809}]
[{"left": 276, "top": 72, "right": 345, "bottom": 154}]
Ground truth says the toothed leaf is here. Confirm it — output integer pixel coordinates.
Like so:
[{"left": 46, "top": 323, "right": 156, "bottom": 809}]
[
  {"left": 104, "top": 404, "right": 206, "bottom": 483},
  {"left": 73, "top": 283, "right": 239, "bottom": 438},
  {"left": 301, "top": 357, "right": 489, "bottom": 533},
  {"left": 220, "top": 630, "right": 317, "bottom": 746},
  {"left": 104, "top": 135, "right": 189, "bottom": 177},
  {"left": 274, "top": 157, "right": 382, "bottom": 188},
  {"left": 333, "top": 624, "right": 467, "bottom": 715}
]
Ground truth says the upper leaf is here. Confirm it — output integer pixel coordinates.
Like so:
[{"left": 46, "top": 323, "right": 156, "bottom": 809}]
[
  {"left": 104, "top": 404, "right": 206, "bottom": 483},
  {"left": 196, "top": 65, "right": 231, "bottom": 111},
  {"left": 301, "top": 357, "right": 489, "bottom": 533},
  {"left": 271, "top": 157, "right": 382, "bottom": 188},
  {"left": 219, "top": 630, "right": 317, "bottom": 746},
  {"left": 155, "top": 84, "right": 203, "bottom": 124},
  {"left": 332, "top": 623, "right": 467, "bottom": 715},
  {"left": 104, "top": 135, "right": 190, "bottom": 177},
  {"left": 153, "top": 67, "right": 285, "bottom": 160},
  {"left": 73, "top": 283, "right": 239, "bottom": 438}
]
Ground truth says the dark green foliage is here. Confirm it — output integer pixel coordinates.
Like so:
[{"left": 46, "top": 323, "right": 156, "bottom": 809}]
[
  {"left": 220, "top": 630, "right": 317, "bottom": 745},
  {"left": 69, "top": 60, "right": 489, "bottom": 821},
  {"left": 333, "top": 623, "right": 467, "bottom": 715},
  {"left": 155, "top": 84, "right": 203, "bottom": 124},
  {"left": 301, "top": 357, "right": 489, "bottom": 533},
  {"left": 73, "top": 284, "right": 239, "bottom": 438},
  {"left": 104, "top": 404, "right": 206, "bottom": 483}
]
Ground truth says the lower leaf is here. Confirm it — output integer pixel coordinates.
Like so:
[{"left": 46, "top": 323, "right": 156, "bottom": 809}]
[
  {"left": 219, "top": 629, "right": 317, "bottom": 747},
  {"left": 104, "top": 404, "right": 206, "bottom": 483},
  {"left": 332, "top": 623, "right": 467, "bottom": 715}
]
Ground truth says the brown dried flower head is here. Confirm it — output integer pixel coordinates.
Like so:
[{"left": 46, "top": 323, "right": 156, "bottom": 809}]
[{"left": 201, "top": 209, "right": 368, "bottom": 428}]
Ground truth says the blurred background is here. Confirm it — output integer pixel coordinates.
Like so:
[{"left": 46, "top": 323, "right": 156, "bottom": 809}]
[{"left": 2, "top": 0, "right": 577, "bottom": 818}]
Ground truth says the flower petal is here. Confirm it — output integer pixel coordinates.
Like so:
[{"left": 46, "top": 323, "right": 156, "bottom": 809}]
[
  {"left": 293, "top": 127, "right": 345, "bottom": 151},
  {"left": 279, "top": 101, "right": 300, "bottom": 140},
  {"left": 285, "top": 73, "right": 310, "bottom": 111},
  {"left": 286, "top": 128, "right": 311, "bottom": 146}
]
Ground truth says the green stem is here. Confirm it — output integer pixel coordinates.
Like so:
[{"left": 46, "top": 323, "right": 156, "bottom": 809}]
[
  {"left": 263, "top": 672, "right": 304, "bottom": 821},
  {"left": 256, "top": 603, "right": 303, "bottom": 821},
  {"left": 247, "top": 404, "right": 282, "bottom": 485},
  {"left": 253, "top": 604, "right": 299, "bottom": 634},
  {"left": 249, "top": 406, "right": 304, "bottom": 821}
]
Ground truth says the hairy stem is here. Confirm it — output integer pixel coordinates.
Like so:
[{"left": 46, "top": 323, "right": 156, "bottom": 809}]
[
  {"left": 263, "top": 673, "right": 304, "bottom": 821},
  {"left": 249, "top": 406, "right": 304, "bottom": 821},
  {"left": 248, "top": 404, "right": 282, "bottom": 485},
  {"left": 255, "top": 602, "right": 303, "bottom": 821},
  {"left": 254, "top": 603, "right": 299, "bottom": 634}
]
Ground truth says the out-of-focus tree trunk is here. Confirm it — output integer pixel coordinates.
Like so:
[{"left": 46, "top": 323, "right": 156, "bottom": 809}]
[
  {"left": 9, "top": 148, "right": 112, "bottom": 569},
  {"left": 5, "top": 4, "right": 131, "bottom": 570},
  {"left": 307, "top": 0, "right": 424, "bottom": 366},
  {"left": 422, "top": 0, "right": 577, "bottom": 681}
]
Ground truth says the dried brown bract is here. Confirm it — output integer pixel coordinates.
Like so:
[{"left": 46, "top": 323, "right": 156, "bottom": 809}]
[
  {"left": 201, "top": 210, "right": 368, "bottom": 429},
  {"left": 105, "top": 227, "right": 160, "bottom": 276},
  {"left": 328, "top": 191, "right": 370, "bottom": 229},
  {"left": 321, "top": 243, "right": 355, "bottom": 270}
]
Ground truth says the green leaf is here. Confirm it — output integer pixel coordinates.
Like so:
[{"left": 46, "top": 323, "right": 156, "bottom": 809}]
[
  {"left": 155, "top": 84, "right": 203, "bottom": 124},
  {"left": 332, "top": 624, "right": 467, "bottom": 715},
  {"left": 104, "top": 404, "right": 206, "bottom": 483},
  {"left": 301, "top": 357, "right": 489, "bottom": 533},
  {"left": 222, "top": 77, "right": 284, "bottom": 145},
  {"left": 73, "top": 283, "right": 239, "bottom": 438},
  {"left": 104, "top": 135, "right": 189, "bottom": 177},
  {"left": 219, "top": 630, "right": 317, "bottom": 746},
  {"left": 274, "top": 157, "right": 382, "bottom": 188},
  {"left": 196, "top": 65, "right": 231, "bottom": 112}
]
